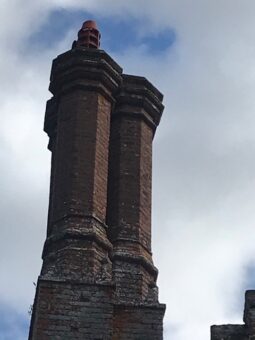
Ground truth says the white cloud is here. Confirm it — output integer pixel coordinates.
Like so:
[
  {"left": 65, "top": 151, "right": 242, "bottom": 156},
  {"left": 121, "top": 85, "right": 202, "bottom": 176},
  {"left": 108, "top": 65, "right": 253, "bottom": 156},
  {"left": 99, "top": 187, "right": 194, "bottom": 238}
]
[{"left": 1, "top": 1, "right": 255, "bottom": 340}]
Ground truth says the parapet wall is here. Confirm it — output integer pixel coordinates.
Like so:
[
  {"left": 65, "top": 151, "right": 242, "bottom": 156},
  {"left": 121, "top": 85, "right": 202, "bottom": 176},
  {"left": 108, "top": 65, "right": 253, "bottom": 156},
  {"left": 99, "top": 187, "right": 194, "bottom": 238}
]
[{"left": 211, "top": 290, "right": 255, "bottom": 340}]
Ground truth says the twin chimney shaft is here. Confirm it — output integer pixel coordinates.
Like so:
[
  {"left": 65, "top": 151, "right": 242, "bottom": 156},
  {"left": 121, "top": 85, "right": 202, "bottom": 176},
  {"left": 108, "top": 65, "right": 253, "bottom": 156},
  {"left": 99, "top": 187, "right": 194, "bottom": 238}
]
[{"left": 29, "top": 20, "right": 165, "bottom": 340}]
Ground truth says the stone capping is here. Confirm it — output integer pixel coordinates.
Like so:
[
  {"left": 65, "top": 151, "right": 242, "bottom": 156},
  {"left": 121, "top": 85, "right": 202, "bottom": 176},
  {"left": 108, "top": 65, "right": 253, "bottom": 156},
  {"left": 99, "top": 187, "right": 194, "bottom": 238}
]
[
  {"left": 111, "top": 251, "right": 158, "bottom": 279},
  {"left": 113, "top": 74, "right": 164, "bottom": 130},
  {"left": 111, "top": 108, "right": 159, "bottom": 133},
  {"left": 49, "top": 48, "right": 123, "bottom": 98},
  {"left": 122, "top": 74, "right": 163, "bottom": 102},
  {"left": 50, "top": 69, "right": 119, "bottom": 103},
  {"left": 54, "top": 47, "right": 123, "bottom": 76},
  {"left": 51, "top": 47, "right": 122, "bottom": 81}
]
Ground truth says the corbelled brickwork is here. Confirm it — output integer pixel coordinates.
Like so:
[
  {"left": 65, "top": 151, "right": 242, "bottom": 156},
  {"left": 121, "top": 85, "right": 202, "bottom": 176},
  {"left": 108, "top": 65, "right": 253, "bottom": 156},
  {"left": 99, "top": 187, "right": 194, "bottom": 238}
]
[
  {"left": 29, "top": 21, "right": 165, "bottom": 340},
  {"left": 211, "top": 291, "right": 255, "bottom": 340}
]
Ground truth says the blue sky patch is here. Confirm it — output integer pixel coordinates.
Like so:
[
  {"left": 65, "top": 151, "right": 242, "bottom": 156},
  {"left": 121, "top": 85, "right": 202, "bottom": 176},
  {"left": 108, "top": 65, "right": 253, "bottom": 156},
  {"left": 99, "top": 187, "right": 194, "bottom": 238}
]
[
  {"left": 243, "top": 263, "right": 255, "bottom": 289},
  {"left": 28, "top": 9, "right": 176, "bottom": 55},
  {"left": 0, "top": 305, "right": 29, "bottom": 340}
]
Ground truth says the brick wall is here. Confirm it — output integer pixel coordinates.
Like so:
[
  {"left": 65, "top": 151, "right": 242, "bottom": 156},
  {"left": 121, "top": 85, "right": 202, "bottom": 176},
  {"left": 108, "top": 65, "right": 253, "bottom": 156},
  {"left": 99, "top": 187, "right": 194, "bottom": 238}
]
[{"left": 29, "top": 279, "right": 114, "bottom": 340}]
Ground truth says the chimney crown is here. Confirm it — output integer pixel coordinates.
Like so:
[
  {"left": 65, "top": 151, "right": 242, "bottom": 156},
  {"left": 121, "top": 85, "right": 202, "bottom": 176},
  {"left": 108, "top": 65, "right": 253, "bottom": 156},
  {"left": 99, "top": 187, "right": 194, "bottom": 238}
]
[{"left": 76, "top": 20, "right": 101, "bottom": 49}]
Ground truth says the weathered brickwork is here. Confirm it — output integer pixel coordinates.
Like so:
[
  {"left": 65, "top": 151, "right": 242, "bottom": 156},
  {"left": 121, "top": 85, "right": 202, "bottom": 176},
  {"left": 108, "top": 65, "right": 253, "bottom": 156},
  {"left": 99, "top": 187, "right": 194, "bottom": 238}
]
[
  {"left": 107, "top": 75, "right": 164, "bottom": 310},
  {"left": 29, "top": 279, "right": 114, "bottom": 340},
  {"left": 113, "top": 304, "right": 165, "bottom": 340},
  {"left": 29, "top": 26, "right": 165, "bottom": 339},
  {"left": 211, "top": 291, "right": 255, "bottom": 340}
]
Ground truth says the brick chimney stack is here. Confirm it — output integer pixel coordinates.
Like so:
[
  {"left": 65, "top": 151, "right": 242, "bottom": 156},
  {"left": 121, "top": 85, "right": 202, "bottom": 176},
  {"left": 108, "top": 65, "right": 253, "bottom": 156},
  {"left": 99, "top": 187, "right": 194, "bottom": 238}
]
[{"left": 29, "top": 20, "right": 165, "bottom": 340}]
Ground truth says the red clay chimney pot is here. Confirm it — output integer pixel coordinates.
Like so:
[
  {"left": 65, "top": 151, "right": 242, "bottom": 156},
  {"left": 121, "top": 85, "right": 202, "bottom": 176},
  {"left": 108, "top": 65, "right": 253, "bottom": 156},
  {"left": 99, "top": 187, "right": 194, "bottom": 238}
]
[
  {"left": 82, "top": 20, "right": 98, "bottom": 29},
  {"left": 75, "top": 19, "right": 101, "bottom": 49}
]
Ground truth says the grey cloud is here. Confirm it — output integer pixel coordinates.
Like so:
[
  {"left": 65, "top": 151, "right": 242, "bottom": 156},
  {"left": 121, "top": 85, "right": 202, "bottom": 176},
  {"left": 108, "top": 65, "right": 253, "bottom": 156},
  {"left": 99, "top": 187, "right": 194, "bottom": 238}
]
[{"left": 1, "top": 1, "right": 255, "bottom": 340}]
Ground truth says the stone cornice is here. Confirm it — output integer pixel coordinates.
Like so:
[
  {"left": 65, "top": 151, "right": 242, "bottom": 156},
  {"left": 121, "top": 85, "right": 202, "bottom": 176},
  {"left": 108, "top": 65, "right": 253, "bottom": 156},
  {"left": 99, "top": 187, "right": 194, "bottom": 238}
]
[
  {"left": 111, "top": 251, "right": 158, "bottom": 279},
  {"left": 112, "top": 74, "right": 164, "bottom": 132},
  {"left": 42, "top": 215, "right": 113, "bottom": 259},
  {"left": 49, "top": 47, "right": 123, "bottom": 101}
]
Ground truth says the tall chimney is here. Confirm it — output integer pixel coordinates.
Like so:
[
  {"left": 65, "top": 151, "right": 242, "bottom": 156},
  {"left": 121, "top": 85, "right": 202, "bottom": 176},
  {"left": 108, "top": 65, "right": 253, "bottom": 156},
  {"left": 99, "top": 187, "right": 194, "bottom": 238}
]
[
  {"left": 29, "top": 21, "right": 122, "bottom": 339},
  {"left": 29, "top": 20, "right": 166, "bottom": 340}
]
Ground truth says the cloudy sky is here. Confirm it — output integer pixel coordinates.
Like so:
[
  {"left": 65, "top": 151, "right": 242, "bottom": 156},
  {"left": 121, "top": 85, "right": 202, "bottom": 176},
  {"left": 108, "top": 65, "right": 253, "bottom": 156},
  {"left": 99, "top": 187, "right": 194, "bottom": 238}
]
[{"left": 2, "top": 1, "right": 255, "bottom": 339}]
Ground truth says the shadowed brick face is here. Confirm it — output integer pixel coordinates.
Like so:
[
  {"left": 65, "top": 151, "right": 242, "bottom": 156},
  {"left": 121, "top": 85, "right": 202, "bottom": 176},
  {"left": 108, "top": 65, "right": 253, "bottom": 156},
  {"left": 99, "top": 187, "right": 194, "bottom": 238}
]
[
  {"left": 107, "top": 117, "right": 153, "bottom": 249},
  {"left": 51, "top": 90, "right": 110, "bottom": 222},
  {"left": 29, "top": 37, "right": 165, "bottom": 339}
]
